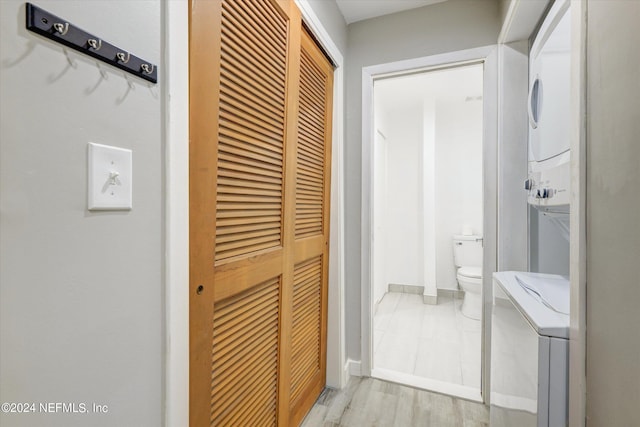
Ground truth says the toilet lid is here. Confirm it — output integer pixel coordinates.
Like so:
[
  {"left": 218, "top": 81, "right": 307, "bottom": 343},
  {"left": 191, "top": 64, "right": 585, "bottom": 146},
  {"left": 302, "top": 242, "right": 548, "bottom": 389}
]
[{"left": 458, "top": 266, "right": 482, "bottom": 279}]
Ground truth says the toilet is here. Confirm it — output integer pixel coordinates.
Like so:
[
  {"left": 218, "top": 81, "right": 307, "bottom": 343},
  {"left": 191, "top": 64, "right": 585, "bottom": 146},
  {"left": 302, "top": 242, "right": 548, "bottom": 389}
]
[{"left": 452, "top": 234, "right": 483, "bottom": 320}]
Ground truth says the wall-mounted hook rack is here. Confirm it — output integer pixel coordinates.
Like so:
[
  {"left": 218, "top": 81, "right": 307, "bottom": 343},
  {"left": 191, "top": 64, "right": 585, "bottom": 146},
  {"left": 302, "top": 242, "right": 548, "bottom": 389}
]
[{"left": 25, "top": 3, "right": 158, "bottom": 84}]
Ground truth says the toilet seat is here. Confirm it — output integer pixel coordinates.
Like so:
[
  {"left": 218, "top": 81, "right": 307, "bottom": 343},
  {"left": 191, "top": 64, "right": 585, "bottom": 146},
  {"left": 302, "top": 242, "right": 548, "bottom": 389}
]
[{"left": 458, "top": 266, "right": 482, "bottom": 279}]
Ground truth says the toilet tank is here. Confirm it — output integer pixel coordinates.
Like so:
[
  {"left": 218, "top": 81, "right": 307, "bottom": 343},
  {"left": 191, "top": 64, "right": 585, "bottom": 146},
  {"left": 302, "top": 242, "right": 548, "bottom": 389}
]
[{"left": 453, "top": 235, "right": 483, "bottom": 268}]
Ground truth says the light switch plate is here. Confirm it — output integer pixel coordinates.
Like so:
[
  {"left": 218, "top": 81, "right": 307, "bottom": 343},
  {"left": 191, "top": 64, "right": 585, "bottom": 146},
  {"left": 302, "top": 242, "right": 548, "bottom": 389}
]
[{"left": 88, "top": 142, "right": 132, "bottom": 210}]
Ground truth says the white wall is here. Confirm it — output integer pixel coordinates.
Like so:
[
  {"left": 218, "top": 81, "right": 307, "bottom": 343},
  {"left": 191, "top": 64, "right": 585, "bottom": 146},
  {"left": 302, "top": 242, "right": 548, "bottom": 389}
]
[
  {"left": 0, "top": 2, "right": 163, "bottom": 426},
  {"left": 346, "top": 0, "right": 500, "bottom": 360},
  {"left": 372, "top": 109, "right": 389, "bottom": 305},
  {"left": 374, "top": 78, "right": 482, "bottom": 295},
  {"left": 422, "top": 100, "right": 437, "bottom": 298},
  {"left": 383, "top": 106, "right": 424, "bottom": 287},
  {"left": 585, "top": 2, "right": 640, "bottom": 425},
  {"left": 434, "top": 97, "right": 484, "bottom": 289}
]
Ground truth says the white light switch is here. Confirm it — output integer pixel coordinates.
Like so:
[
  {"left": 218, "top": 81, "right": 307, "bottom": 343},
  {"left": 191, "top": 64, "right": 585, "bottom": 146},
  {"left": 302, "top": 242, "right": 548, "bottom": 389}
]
[{"left": 88, "top": 142, "right": 132, "bottom": 210}]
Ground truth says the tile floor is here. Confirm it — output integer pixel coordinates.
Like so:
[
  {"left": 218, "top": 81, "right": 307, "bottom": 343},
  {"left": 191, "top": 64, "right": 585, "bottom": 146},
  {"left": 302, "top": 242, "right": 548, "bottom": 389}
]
[{"left": 373, "top": 291, "right": 482, "bottom": 399}]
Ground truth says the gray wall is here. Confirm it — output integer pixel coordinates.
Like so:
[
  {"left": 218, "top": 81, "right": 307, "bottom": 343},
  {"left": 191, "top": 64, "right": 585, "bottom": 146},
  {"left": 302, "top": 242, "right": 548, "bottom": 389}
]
[
  {"left": 345, "top": 0, "right": 501, "bottom": 360},
  {"left": 498, "top": 0, "right": 513, "bottom": 26},
  {"left": 0, "top": 1, "right": 164, "bottom": 426},
  {"left": 529, "top": 207, "right": 570, "bottom": 275},
  {"left": 306, "top": 0, "right": 348, "bottom": 56},
  {"left": 498, "top": 40, "right": 529, "bottom": 272},
  {"left": 585, "top": 1, "right": 640, "bottom": 425}
]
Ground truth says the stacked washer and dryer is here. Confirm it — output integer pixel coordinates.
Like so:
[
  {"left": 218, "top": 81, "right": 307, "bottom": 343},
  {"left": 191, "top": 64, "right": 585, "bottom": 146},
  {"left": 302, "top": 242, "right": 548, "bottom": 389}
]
[{"left": 490, "top": 1, "right": 572, "bottom": 426}]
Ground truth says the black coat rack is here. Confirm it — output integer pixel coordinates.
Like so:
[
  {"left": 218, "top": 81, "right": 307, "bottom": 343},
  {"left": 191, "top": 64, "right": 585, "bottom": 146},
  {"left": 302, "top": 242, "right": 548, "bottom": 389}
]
[{"left": 25, "top": 3, "right": 158, "bottom": 84}]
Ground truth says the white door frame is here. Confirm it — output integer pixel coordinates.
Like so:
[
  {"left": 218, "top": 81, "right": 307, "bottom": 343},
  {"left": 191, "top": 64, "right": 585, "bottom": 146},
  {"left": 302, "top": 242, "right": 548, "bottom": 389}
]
[
  {"left": 360, "top": 45, "right": 498, "bottom": 402},
  {"left": 164, "top": 2, "right": 346, "bottom": 425},
  {"left": 164, "top": 1, "right": 189, "bottom": 425}
]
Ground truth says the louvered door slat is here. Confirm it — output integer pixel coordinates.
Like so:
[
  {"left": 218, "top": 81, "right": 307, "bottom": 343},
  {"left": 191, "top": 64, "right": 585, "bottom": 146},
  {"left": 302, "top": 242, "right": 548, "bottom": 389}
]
[
  {"left": 221, "top": 3, "right": 286, "bottom": 68},
  {"left": 217, "top": 186, "right": 282, "bottom": 198},
  {"left": 230, "top": 379, "right": 277, "bottom": 426},
  {"left": 220, "top": 79, "right": 285, "bottom": 120},
  {"left": 213, "top": 288, "right": 278, "bottom": 339},
  {"left": 219, "top": 151, "right": 282, "bottom": 174},
  {"left": 221, "top": 67, "right": 285, "bottom": 113},
  {"left": 290, "top": 257, "right": 322, "bottom": 404},
  {"left": 217, "top": 220, "right": 281, "bottom": 234},
  {"left": 222, "top": 3, "right": 285, "bottom": 55},
  {"left": 213, "top": 340, "right": 276, "bottom": 402},
  {"left": 249, "top": 0, "right": 287, "bottom": 33},
  {"left": 297, "top": 190, "right": 323, "bottom": 199},
  {"left": 220, "top": 97, "right": 285, "bottom": 136},
  {"left": 217, "top": 170, "right": 282, "bottom": 188},
  {"left": 221, "top": 25, "right": 286, "bottom": 89},
  {"left": 216, "top": 209, "right": 281, "bottom": 220},
  {"left": 238, "top": 0, "right": 287, "bottom": 51},
  {"left": 298, "top": 149, "right": 324, "bottom": 168},
  {"left": 218, "top": 123, "right": 284, "bottom": 152},
  {"left": 214, "top": 327, "right": 276, "bottom": 381},
  {"left": 297, "top": 133, "right": 325, "bottom": 155},
  {"left": 298, "top": 120, "right": 325, "bottom": 145},
  {"left": 221, "top": 48, "right": 285, "bottom": 97},
  {"left": 217, "top": 215, "right": 281, "bottom": 228},
  {"left": 298, "top": 89, "right": 325, "bottom": 119},
  {"left": 213, "top": 348, "right": 277, "bottom": 414},
  {"left": 210, "top": 276, "right": 280, "bottom": 425},
  {"left": 219, "top": 113, "right": 284, "bottom": 147},
  {"left": 221, "top": 115, "right": 282, "bottom": 150},
  {"left": 221, "top": 28, "right": 286, "bottom": 82},
  {"left": 297, "top": 162, "right": 323, "bottom": 179}
]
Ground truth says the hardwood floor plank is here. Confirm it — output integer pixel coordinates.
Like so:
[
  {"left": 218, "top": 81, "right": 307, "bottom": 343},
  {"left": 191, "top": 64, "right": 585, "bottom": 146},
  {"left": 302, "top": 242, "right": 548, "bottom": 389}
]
[{"left": 300, "top": 377, "right": 489, "bottom": 427}]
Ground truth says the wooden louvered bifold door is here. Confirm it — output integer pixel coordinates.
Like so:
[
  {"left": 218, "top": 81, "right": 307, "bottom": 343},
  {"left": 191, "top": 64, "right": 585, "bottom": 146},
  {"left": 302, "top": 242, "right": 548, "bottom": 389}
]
[
  {"left": 288, "top": 28, "right": 334, "bottom": 427},
  {"left": 190, "top": 0, "right": 333, "bottom": 425}
]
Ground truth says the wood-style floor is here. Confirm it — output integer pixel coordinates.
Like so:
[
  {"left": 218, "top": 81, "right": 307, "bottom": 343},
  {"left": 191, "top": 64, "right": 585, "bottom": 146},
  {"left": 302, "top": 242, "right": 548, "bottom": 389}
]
[{"left": 300, "top": 377, "right": 489, "bottom": 427}]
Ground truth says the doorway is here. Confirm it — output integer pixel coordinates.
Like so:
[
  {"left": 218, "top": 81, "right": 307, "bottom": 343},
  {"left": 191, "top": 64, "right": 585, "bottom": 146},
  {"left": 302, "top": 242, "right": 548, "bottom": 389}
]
[
  {"left": 371, "top": 63, "right": 484, "bottom": 400},
  {"left": 361, "top": 46, "right": 498, "bottom": 404}
]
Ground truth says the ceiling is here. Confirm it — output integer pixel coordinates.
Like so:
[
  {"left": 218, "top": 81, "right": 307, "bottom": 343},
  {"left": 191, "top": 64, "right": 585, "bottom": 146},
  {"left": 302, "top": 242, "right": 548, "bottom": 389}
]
[
  {"left": 375, "top": 63, "right": 483, "bottom": 115},
  {"left": 335, "top": 0, "right": 449, "bottom": 24}
]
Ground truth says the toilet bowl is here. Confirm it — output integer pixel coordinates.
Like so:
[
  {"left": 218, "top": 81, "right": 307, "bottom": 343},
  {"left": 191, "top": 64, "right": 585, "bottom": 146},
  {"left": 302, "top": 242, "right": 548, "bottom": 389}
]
[
  {"left": 452, "top": 234, "right": 483, "bottom": 320},
  {"left": 456, "top": 266, "right": 482, "bottom": 320}
]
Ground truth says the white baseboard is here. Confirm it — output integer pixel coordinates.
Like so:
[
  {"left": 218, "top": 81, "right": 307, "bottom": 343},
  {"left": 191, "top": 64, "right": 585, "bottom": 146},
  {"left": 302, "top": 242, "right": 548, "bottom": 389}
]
[
  {"left": 346, "top": 359, "right": 362, "bottom": 377},
  {"left": 438, "top": 288, "right": 464, "bottom": 299},
  {"left": 388, "top": 283, "right": 424, "bottom": 295},
  {"left": 341, "top": 359, "right": 350, "bottom": 386},
  {"left": 423, "top": 294, "right": 438, "bottom": 305}
]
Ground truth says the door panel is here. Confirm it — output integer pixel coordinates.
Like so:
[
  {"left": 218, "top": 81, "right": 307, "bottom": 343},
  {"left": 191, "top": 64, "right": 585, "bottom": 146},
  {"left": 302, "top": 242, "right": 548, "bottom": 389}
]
[
  {"left": 216, "top": 0, "right": 288, "bottom": 263},
  {"left": 288, "top": 29, "right": 334, "bottom": 426},
  {"left": 290, "top": 256, "right": 323, "bottom": 405},
  {"left": 190, "top": 1, "right": 332, "bottom": 425},
  {"left": 211, "top": 277, "right": 281, "bottom": 426}
]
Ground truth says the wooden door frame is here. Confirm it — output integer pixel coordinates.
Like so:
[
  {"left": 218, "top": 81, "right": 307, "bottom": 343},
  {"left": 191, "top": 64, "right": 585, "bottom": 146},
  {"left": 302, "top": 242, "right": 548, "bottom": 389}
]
[{"left": 164, "top": 1, "right": 345, "bottom": 425}]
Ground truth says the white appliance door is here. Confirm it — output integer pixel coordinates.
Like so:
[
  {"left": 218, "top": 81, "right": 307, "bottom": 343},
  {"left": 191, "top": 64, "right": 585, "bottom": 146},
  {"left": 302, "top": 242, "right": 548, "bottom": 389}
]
[
  {"left": 491, "top": 280, "right": 550, "bottom": 427},
  {"left": 528, "top": 1, "right": 571, "bottom": 163}
]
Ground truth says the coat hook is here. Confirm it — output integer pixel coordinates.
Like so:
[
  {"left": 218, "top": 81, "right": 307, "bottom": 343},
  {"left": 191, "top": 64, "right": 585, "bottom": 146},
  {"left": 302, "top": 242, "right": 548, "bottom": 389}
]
[
  {"left": 87, "top": 38, "right": 102, "bottom": 51},
  {"left": 141, "top": 63, "right": 154, "bottom": 74},
  {"left": 52, "top": 22, "right": 69, "bottom": 36},
  {"left": 116, "top": 51, "right": 130, "bottom": 64}
]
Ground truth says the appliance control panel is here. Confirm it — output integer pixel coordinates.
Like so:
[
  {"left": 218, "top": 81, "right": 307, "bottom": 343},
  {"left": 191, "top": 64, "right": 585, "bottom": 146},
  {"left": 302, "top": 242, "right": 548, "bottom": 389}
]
[{"left": 526, "top": 161, "right": 570, "bottom": 208}]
